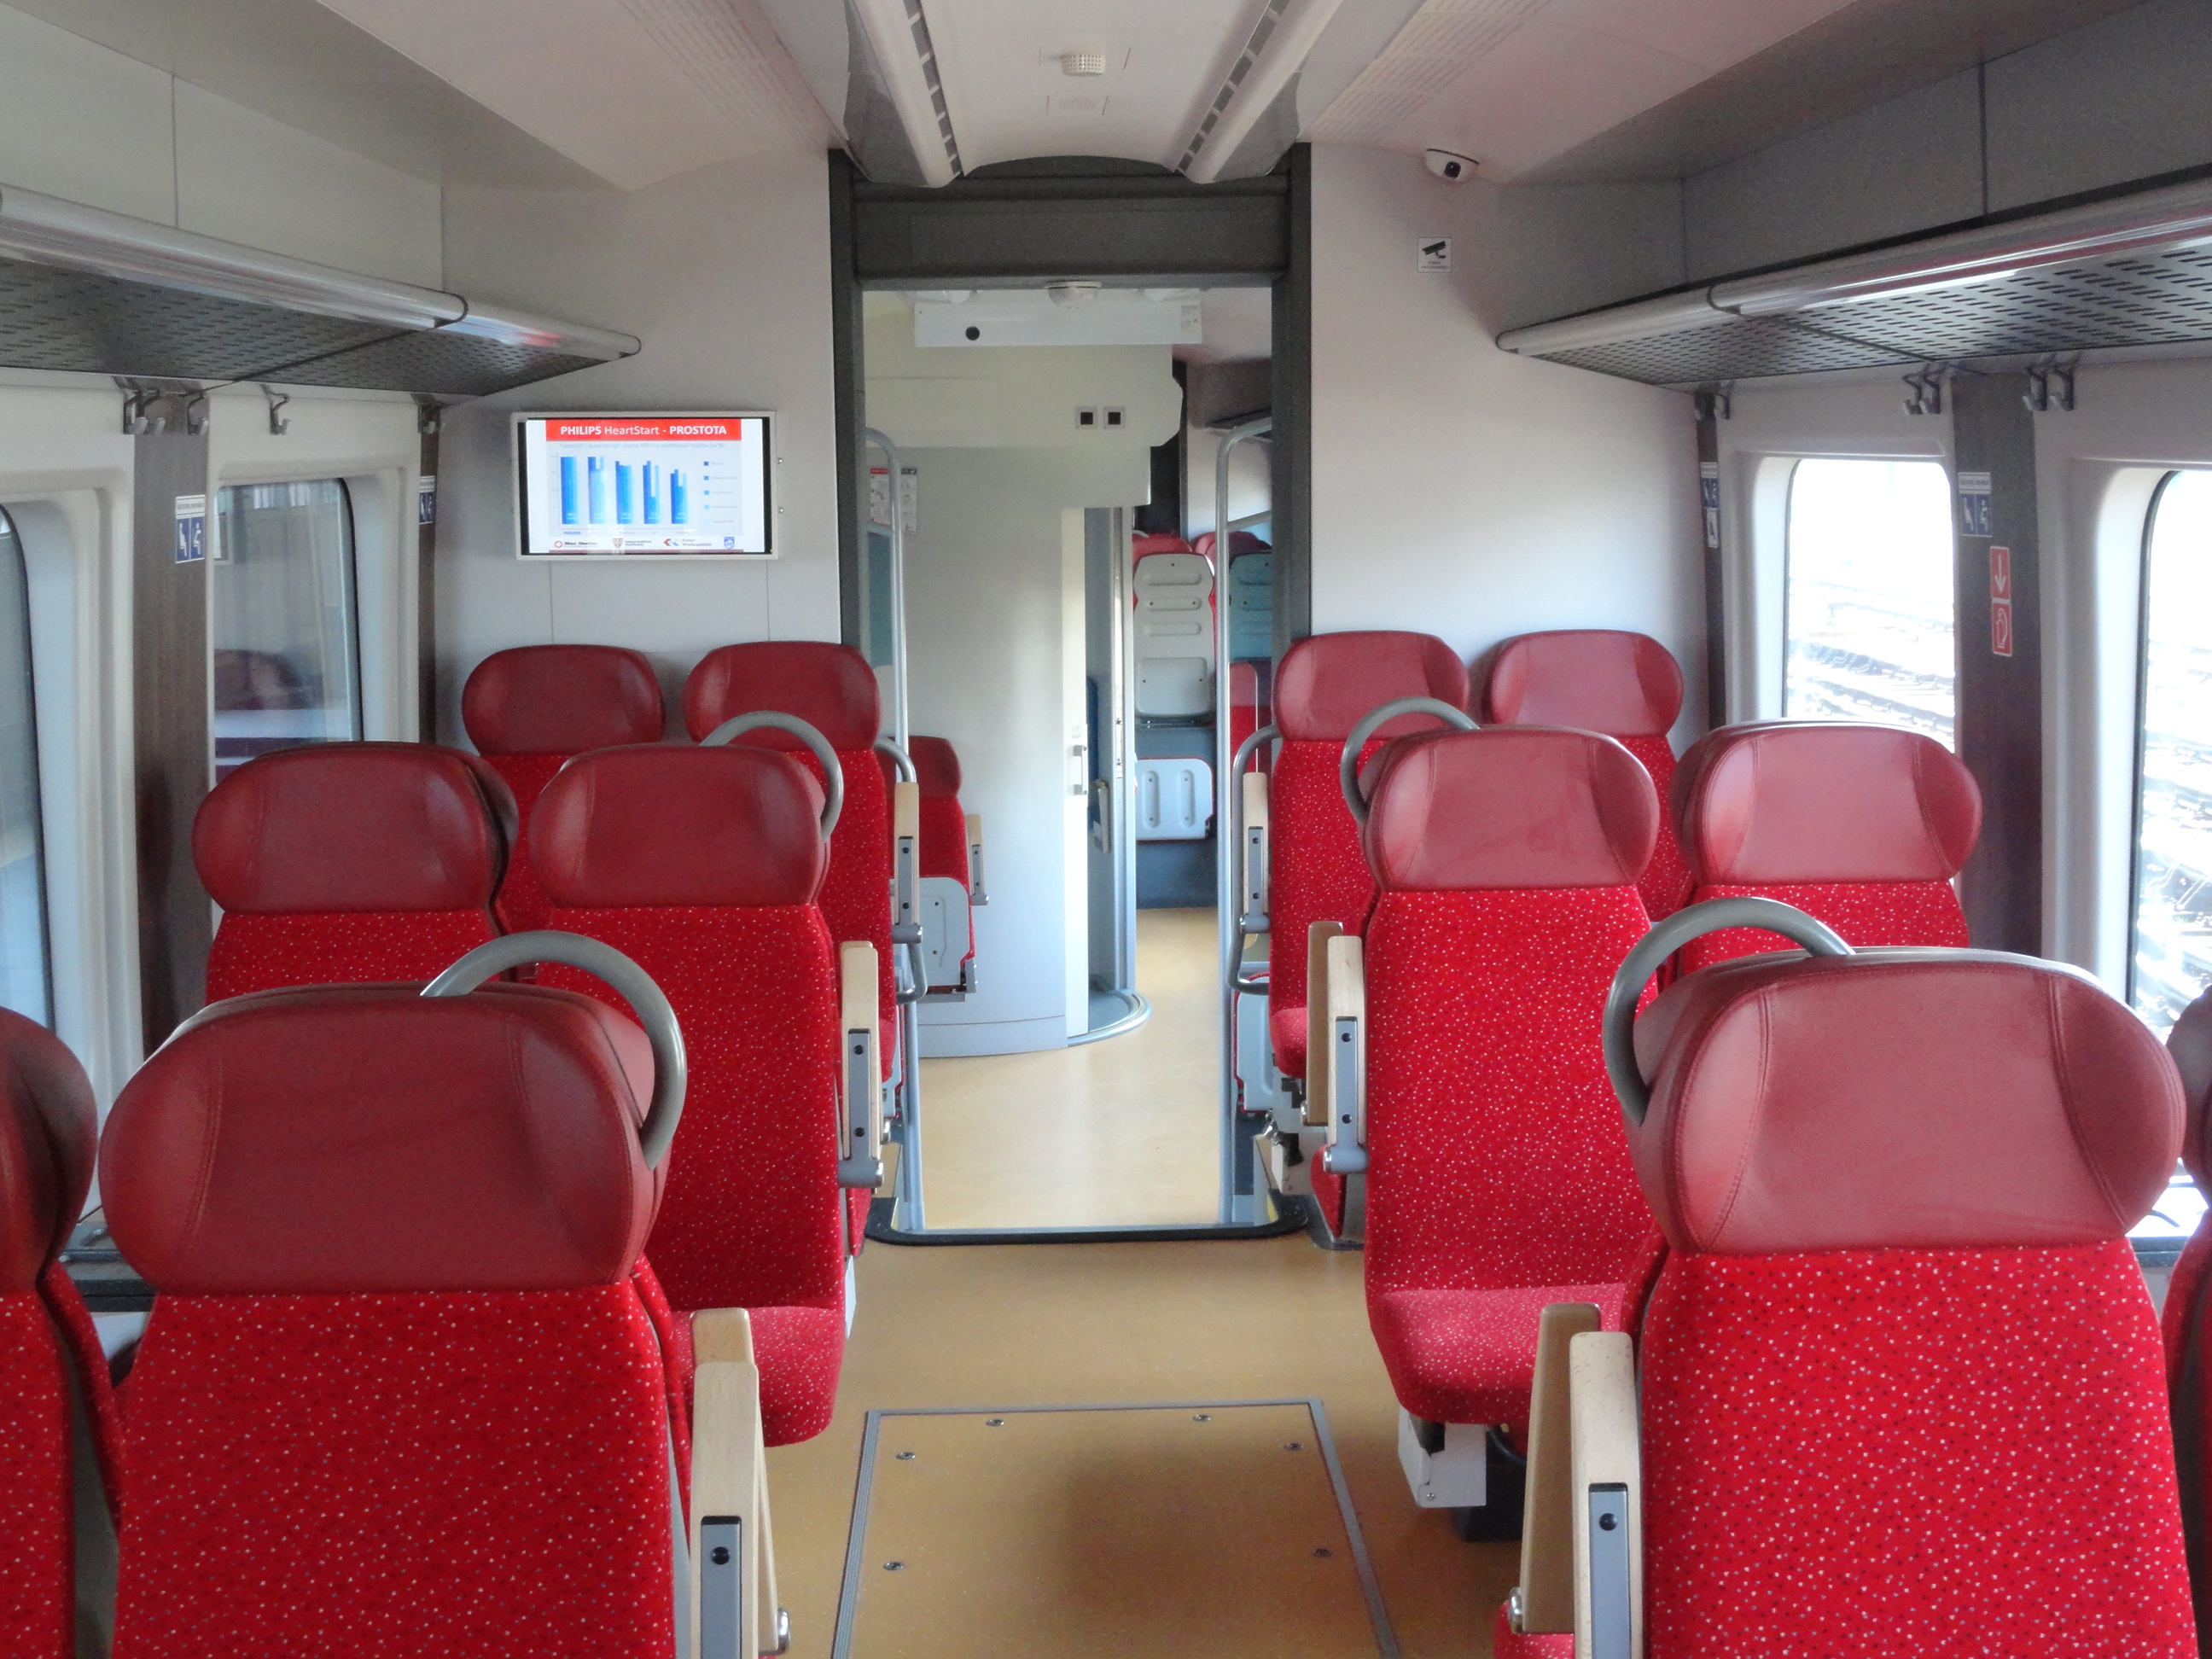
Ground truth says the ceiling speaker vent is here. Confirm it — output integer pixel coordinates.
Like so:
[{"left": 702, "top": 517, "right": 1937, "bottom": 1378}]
[{"left": 1175, "top": 0, "right": 1292, "bottom": 174}]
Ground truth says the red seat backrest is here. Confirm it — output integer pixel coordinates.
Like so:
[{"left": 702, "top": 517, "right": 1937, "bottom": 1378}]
[
  {"left": 683, "top": 643, "right": 892, "bottom": 1054},
  {"left": 908, "top": 735, "right": 969, "bottom": 885},
  {"left": 1360, "top": 727, "right": 1657, "bottom": 1300},
  {"left": 0, "top": 1010, "right": 116, "bottom": 1659},
  {"left": 2159, "top": 989, "right": 2212, "bottom": 1637},
  {"left": 1671, "top": 720, "right": 1981, "bottom": 970},
  {"left": 530, "top": 745, "right": 848, "bottom": 1373},
  {"left": 1625, "top": 948, "right": 2191, "bottom": 1655},
  {"left": 461, "top": 645, "right": 665, "bottom": 934},
  {"left": 1481, "top": 629, "right": 1691, "bottom": 918},
  {"left": 193, "top": 742, "right": 516, "bottom": 1001},
  {"left": 102, "top": 981, "right": 672, "bottom": 1658}
]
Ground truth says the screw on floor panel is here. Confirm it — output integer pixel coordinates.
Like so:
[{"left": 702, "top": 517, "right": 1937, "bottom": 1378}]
[
  {"left": 1193, "top": 1413, "right": 1213, "bottom": 1422},
  {"left": 883, "top": 1562, "right": 904, "bottom": 1571},
  {"left": 895, "top": 1452, "right": 916, "bottom": 1461},
  {"left": 985, "top": 1417, "right": 1006, "bottom": 1428},
  {"left": 1284, "top": 1442, "right": 1304, "bottom": 1451},
  {"left": 1313, "top": 1548, "right": 1334, "bottom": 1558}
]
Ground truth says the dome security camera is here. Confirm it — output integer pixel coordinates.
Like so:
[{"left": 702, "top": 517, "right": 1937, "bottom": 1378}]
[{"left": 1424, "top": 148, "right": 1477, "bottom": 183}]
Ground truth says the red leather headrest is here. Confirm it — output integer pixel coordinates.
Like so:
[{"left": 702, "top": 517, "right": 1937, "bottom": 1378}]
[
  {"left": 682, "top": 642, "right": 880, "bottom": 752},
  {"left": 1481, "top": 631, "right": 1683, "bottom": 736},
  {"left": 462, "top": 645, "right": 665, "bottom": 755},
  {"left": 1364, "top": 728, "right": 1656, "bottom": 891},
  {"left": 1133, "top": 534, "right": 1193, "bottom": 557},
  {"left": 1673, "top": 722, "right": 1982, "bottom": 883},
  {"left": 1629, "top": 950, "right": 2180, "bottom": 1254},
  {"left": 1274, "top": 632, "right": 1470, "bottom": 742},
  {"left": 2168, "top": 988, "right": 2212, "bottom": 1188},
  {"left": 0, "top": 1010, "right": 96, "bottom": 1293},
  {"left": 102, "top": 984, "right": 659, "bottom": 1294},
  {"left": 532, "top": 746, "right": 828, "bottom": 909},
  {"left": 909, "top": 736, "right": 962, "bottom": 799},
  {"left": 194, "top": 743, "right": 515, "bottom": 914}
]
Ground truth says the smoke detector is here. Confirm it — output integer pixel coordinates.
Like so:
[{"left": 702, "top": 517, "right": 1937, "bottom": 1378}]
[
  {"left": 1060, "top": 49, "right": 1108, "bottom": 76},
  {"left": 1047, "top": 282, "right": 1102, "bottom": 308}
]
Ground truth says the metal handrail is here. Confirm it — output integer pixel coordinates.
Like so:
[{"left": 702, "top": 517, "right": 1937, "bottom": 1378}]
[
  {"left": 1337, "top": 696, "right": 1478, "bottom": 828},
  {"left": 423, "top": 931, "right": 687, "bottom": 1169},
  {"left": 1601, "top": 898, "right": 1854, "bottom": 1126},
  {"left": 700, "top": 712, "right": 844, "bottom": 835},
  {"left": 1225, "top": 722, "right": 1279, "bottom": 995}
]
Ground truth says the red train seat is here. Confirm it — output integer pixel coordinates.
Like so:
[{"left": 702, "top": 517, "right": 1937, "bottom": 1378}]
[
  {"left": 1671, "top": 721, "right": 1980, "bottom": 970},
  {"left": 1599, "top": 940, "right": 2192, "bottom": 1656},
  {"left": 531, "top": 742, "right": 851, "bottom": 1442},
  {"left": 1481, "top": 629, "right": 1691, "bottom": 918},
  {"left": 909, "top": 736, "right": 978, "bottom": 993},
  {"left": 194, "top": 742, "right": 516, "bottom": 1000},
  {"left": 0, "top": 1010, "right": 119, "bottom": 1659},
  {"left": 1266, "top": 632, "right": 1467, "bottom": 1233},
  {"left": 684, "top": 643, "right": 894, "bottom": 1070},
  {"left": 2159, "top": 987, "right": 2212, "bottom": 1639},
  {"left": 1351, "top": 728, "right": 1656, "bottom": 1511},
  {"left": 97, "top": 966, "right": 746, "bottom": 1659},
  {"left": 461, "top": 644, "right": 665, "bottom": 934}
]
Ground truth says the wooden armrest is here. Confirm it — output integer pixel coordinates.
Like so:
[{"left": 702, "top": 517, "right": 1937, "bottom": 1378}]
[
  {"left": 1569, "top": 1330, "right": 1642, "bottom": 1659},
  {"left": 892, "top": 781, "right": 920, "bottom": 944},
  {"left": 1319, "top": 933, "right": 1365, "bottom": 1173},
  {"left": 1302, "top": 921, "right": 1343, "bottom": 1127},
  {"left": 692, "top": 1308, "right": 783, "bottom": 1659},
  {"left": 965, "top": 813, "right": 988, "bottom": 904},
  {"left": 1512, "top": 1302, "right": 1603, "bottom": 1636},
  {"left": 839, "top": 943, "right": 882, "bottom": 1190},
  {"left": 1240, "top": 771, "right": 1270, "bottom": 923}
]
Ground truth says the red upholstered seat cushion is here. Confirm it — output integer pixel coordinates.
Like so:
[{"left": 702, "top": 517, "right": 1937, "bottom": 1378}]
[
  {"left": 0, "top": 1289, "right": 71, "bottom": 1658},
  {"left": 542, "top": 907, "right": 847, "bottom": 1332},
  {"left": 114, "top": 1285, "right": 676, "bottom": 1659},
  {"left": 204, "top": 909, "right": 499, "bottom": 1001},
  {"left": 1493, "top": 1603, "right": 1575, "bottom": 1658},
  {"left": 1677, "top": 879, "right": 1967, "bottom": 971},
  {"left": 1266, "top": 738, "right": 1380, "bottom": 1072},
  {"left": 1618, "top": 736, "right": 1691, "bottom": 919},
  {"left": 1268, "top": 1004, "right": 1306, "bottom": 1078},
  {"left": 748, "top": 1303, "right": 845, "bottom": 1447},
  {"left": 1370, "top": 1282, "right": 1625, "bottom": 1435},
  {"left": 917, "top": 795, "right": 969, "bottom": 886},
  {"left": 480, "top": 752, "right": 569, "bottom": 935},
  {"left": 1639, "top": 1241, "right": 2193, "bottom": 1659}
]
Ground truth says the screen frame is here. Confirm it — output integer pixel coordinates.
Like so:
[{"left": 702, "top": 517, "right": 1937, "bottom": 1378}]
[{"left": 511, "top": 410, "right": 778, "bottom": 561}]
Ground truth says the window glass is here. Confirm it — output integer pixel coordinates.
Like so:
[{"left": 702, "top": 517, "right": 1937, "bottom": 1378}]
[
  {"left": 1783, "top": 459, "right": 1956, "bottom": 746},
  {"left": 2132, "top": 471, "right": 2212, "bottom": 1038},
  {"left": 212, "top": 480, "right": 362, "bottom": 782},
  {"left": 0, "top": 510, "right": 49, "bottom": 1026}
]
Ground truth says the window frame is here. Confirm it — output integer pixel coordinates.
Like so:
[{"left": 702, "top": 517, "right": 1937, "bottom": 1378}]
[
  {"left": 0, "top": 506, "right": 53, "bottom": 1025},
  {"left": 2126, "top": 468, "right": 2201, "bottom": 1025}
]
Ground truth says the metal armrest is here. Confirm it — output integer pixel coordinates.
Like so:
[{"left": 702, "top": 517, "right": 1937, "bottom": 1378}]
[
  {"left": 839, "top": 943, "right": 884, "bottom": 1190},
  {"left": 1241, "top": 770, "right": 1270, "bottom": 928},
  {"left": 1569, "top": 1330, "right": 1642, "bottom": 1659},
  {"left": 1318, "top": 933, "right": 1365, "bottom": 1175},
  {"left": 965, "top": 813, "right": 988, "bottom": 905},
  {"left": 1511, "top": 1303, "right": 1603, "bottom": 1638},
  {"left": 1301, "top": 921, "right": 1343, "bottom": 1128},
  {"left": 692, "top": 1309, "right": 789, "bottom": 1658}
]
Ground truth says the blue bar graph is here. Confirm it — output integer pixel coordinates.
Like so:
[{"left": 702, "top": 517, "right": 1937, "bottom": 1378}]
[
  {"left": 587, "top": 457, "right": 608, "bottom": 524},
  {"left": 615, "top": 463, "right": 635, "bottom": 524},
  {"left": 643, "top": 463, "right": 661, "bottom": 525},
  {"left": 560, "top": 456, "right": 580, "bottom": 525},
  {"left": 671, "top": 471, "right": 689, "bottom": 524}
]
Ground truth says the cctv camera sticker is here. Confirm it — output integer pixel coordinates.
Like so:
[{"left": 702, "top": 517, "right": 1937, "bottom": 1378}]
[{"left": 1417, "top": 239, "right": 1451, "bottom": 273}]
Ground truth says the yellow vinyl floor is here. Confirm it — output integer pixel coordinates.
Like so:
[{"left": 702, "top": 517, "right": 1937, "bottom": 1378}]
[
  {"left": 916, "top": 908, "right": 1225, "bottom": 1230},
  {"left": 766, "top": 1235, "right": 1514, "bottom": 1659}
]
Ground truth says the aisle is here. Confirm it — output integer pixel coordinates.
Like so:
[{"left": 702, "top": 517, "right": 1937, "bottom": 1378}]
[{"left": 915, "top": 907, "right": 1224, "bottom": 1231}]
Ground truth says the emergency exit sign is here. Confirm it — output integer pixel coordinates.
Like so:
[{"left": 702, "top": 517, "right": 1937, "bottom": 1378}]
[{"left": 1989, "top": 545, "right": 2013, "bottom": 658}]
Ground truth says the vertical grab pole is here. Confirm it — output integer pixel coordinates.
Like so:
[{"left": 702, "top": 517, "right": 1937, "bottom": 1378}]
[
  {"left": 1113, "top": 510, "right": 1138, "bottom": 998},
  {"left": 864, "top": 428, "right": 910, "bottom": 751},
  {"left": 1216, "top": 418, "right": 1272, "bottom": 1225},
  {"left": 865, "top": 427, "right": 918, "bottom": 1230}
]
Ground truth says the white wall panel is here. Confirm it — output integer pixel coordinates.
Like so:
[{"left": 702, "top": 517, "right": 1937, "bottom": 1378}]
[
  {"left": 435, "top": 152, "right": 840, "bottom": 738},
  {"left": 0, "top": 3, "right": 176, "bottom": 222},
  {"left": 1308, "top": 147, "right": 1703, "bottom": 741}
]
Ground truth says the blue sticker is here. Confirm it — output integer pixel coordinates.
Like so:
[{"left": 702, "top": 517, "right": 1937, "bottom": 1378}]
[
  {"left": 173, "top": 494, "right": 207, "bottom": 564},
  {"left": 416, "top": 475, "right": 436, "bottom": 526},
  {"left": 1958, "top": 470, "right": 1992, "bottom": 538}
]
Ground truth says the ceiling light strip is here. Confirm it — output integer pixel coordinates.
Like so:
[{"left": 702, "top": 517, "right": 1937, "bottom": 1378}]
[
  {"left": 0, "top": 182, "right": 640, "bottom": 361},
  {"left": 1179, "top": 0, "right": 1353, "bottom": 183},
  {"left": 1497, "top": 175, "right": 2212, "bottom": 358}
]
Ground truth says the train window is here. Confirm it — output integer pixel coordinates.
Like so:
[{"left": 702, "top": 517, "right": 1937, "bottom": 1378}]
[
  {"left": 2130, "top": 470, "right": 2212, "bottom": 1036},
  {"left": 0, "top": 510, "right": 49, "bottom": 1026},
  {"left": 1782, "top": 459, "right": 1956, "bottom": 745},
  {"left": 212, "top": 480, "right": 363, "bottom": 782}
]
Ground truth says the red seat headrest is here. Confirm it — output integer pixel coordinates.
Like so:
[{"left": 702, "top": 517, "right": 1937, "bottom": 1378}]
[
  {"left": 1363, "top": 728, "right": 1656, "bottom": 891},
  {"left": 683, "top": 641, "right": 880, "bottom": 752},
  {"left": 1274, "top": 632, "right": 1469, "bottom": 742},
  {"left": 1673, "top": 722, "right": 1981, "bottom": 884},
  {"left": 532, "top": 746, "right": 828, "bottom": 910},
  {"left": 1481, "top": 630, "right": 1683, "bottom": 736},
  {"left": 102, "top": 984, "right": 659, "bottom": 1295},
  {"left": 194, "top": 743, "right": 515, "bottom": 914},
  {"left": 2168, "top": 989, "right": 2212, "bottom": 1188},
  {"left": 1132, "top": 533, "right": 1194, "bottom": 558},
  {"left": 462, "top": 645, "right": 665, "bottom": 755},
  {"left": 1628, "top": 950, "right": 2180, "bottom": 1254},
  {"left": 909, "top": 736, "right": 962, "bottom": 799},
  {"left": 0, "top": 1010, "right": 96, "bottom": 1293}
]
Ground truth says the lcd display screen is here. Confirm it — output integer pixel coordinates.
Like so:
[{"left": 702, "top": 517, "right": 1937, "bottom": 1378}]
[{"left": 515, "top": 414, "right": 772, "bottom": 556}]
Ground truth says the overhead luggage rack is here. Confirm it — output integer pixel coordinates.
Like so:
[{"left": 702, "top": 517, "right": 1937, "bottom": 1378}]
[
  {"left": 0, "top": 182, "right": 638, "bottom": 395},
  {"left": 1498, "top": 172, "right": 2212, "bottom": 387}
]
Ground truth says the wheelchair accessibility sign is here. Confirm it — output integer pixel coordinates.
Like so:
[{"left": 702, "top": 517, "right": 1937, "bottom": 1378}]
[
  {"left": 174, "top": 495, "right": 207, "bottom": 564},
  {"left": 1958, "top": 471, "right": 1992, "bottom": 538}
]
